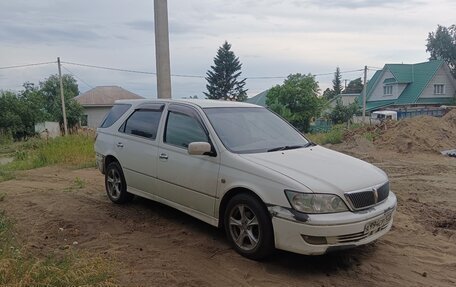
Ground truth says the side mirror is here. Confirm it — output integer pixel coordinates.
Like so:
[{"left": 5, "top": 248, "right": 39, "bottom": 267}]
[{"left": 188, "top": 142, "right": 212, "bottom": 156}]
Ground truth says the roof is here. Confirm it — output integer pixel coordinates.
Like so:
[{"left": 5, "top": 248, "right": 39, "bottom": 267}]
[
  {"left": 383, "top": 78, "right": 397, "bottom": 84},
  {"left": 115, "top": 99, "right": 262, "bottom": 109},
  {"left": 394, "top": 60, "right": 443, "bottom": 104},
  {"left": 75, "top": 86, "right": 144, "bottom": 106},
  {"left": 246, "top": 90, "right": 268, "bottom": 107},
  {"left": 358, "top": 60, "right": 447, "bottom": 111},
  {"left": 330, "top": 93, "right": 360, "bottom": 104}
]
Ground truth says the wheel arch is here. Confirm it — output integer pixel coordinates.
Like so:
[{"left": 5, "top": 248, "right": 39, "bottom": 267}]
[
  {"left": 218, "top": 187, "right": 269, "bottom": 229},
  {"left": 104, "top": 154, "right": 120, "bottom": 171}
]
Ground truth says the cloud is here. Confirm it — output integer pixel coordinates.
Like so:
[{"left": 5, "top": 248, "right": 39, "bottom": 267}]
[
  {"left": 303, "top": 0, "right": 423, "bottom": 9},
  {"left": 126, "top": 20, "right": 154, "bottom": 32},
  {"left": 0, "top": 23, "right": 102, "bottom": 44}
]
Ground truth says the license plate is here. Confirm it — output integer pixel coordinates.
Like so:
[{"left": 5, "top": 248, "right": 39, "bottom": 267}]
[{"left": 364, "top": 212, "right": 392, "bottom": 234}]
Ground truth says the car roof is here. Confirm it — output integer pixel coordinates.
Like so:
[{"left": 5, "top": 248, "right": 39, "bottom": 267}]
[{"left": 114, "top": 98, "right": 262, "bottom": 109}]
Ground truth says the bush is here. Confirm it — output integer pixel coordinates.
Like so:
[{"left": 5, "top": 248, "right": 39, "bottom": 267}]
[{"left": 307, "top": 125, "right": 344, "bottom": 145}]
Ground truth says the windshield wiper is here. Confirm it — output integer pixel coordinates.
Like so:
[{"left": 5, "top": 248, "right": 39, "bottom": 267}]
[
  {"left": 267, "top": 145, "right": 307, "bottom": 152},
  {"left": 303, "top": 141, "right": 316, "bottom": 147},
  {"left": 267, "top": 142, "right": 316, "bottom": 152}
]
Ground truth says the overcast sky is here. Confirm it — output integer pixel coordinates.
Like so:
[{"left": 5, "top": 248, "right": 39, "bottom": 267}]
[{"left": 0, "top": 0, "right": 455, "bottom": 98}]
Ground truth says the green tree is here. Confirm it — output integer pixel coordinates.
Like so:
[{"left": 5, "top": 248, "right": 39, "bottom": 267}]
[
  {"left": 0, "top": 91, "right": 23, "bottom": 139},
  {"left": 344, "top": 78, "right": 363, "bottom": 94},
  {"left": 266, "top": 73, "right": 326, "bottom": 132},
  {"left": 333, "top": 67, "right": 343, "bottom": 96},
  {"left": 329, "top": 99, "right": 360, "bottom": 124},
  {"left": 322, "top": 88, "right": 336, "bottom": 100},
  {"left": 204, "top": 41, "right": 247, "bottom": 101},
  {"left": 426, "top": 24, "right": 456, "bottom": 77},
  {"left": 322, "top": 67, "right": 343, "bottom": 101},
  {"left": 39, "top": 74, "right": 83, "bottom": 127}
]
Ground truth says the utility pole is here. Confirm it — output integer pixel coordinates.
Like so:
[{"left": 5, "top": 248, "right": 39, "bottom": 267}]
[
  {"left": 154, "top": 0, "right": 172, "bottom": 99},
  {"left": 362, "top": 65, "right": 368, "bottom": 123},
  {"left": 57, "top": 57, "right": 68, "bottom": 135}
]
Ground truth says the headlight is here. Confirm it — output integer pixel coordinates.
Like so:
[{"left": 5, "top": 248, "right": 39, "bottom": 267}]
[{"left": 285, "top": 190, "right": 348, "bottom": 214}]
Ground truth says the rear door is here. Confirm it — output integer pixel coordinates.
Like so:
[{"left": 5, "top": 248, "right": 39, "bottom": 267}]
[
  {"left": 156, "top": 104, "right": 220, "bottom": 217},
  {"left": 115, "top": 103, "right": 164, "bottom": 194}
]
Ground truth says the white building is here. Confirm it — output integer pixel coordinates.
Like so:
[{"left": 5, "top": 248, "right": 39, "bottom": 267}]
[{"left": 75, "top": 86, "right": 144, "bottom": 128}]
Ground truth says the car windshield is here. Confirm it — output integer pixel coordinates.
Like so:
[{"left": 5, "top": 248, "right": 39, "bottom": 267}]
[{"left": 203, "top": 107, "right": 309, "bottom": 154}]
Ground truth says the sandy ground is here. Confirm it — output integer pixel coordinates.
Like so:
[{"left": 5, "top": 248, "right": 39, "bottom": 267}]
[{"left": 0, "top": 146, "right": 455, "bottom": 286}]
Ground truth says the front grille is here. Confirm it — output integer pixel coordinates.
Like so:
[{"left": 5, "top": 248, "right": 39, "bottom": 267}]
[{"left": 345, "top": 182, "right": 389, "bottom": 210}]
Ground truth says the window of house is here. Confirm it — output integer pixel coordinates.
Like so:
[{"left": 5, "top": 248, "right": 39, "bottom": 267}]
[
  {"left": 434, "top": 84, "right": 445, "bottom": 95},
  {"left": 80, "top": 115, "right": 88, "bottom": 127},
  {"left": 383, "top": 85, "right": 393, "bottom": 95},
  {"left": 164, "top": 110, "right": 208, "bottom": 148},
  {"left": 120, "top": 109, "right": 163, "bottom": 140}
]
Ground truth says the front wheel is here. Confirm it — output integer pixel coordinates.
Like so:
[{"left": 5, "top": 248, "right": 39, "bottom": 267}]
[
  {"left": 224, "top": 194, "right": 274, "bottom": 260},
  {"left": 105, "top": 161, "right": 133, "bottom": 204}
]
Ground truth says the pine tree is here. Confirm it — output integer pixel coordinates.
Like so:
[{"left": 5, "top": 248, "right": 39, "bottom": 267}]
[
  {"left": 332, "top": 67, "right": 343, "bottom": 96},
  {"left": 204, "top": 41, "right": 247, "bottom": 101}
]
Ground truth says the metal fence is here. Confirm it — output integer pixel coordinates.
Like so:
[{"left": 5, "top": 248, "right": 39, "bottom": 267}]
[{"left": 396, "top": 109, "right": 445, "bottom": 119}]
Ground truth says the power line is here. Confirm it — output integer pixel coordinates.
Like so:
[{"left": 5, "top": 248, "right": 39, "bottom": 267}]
[
  {"left": 62, "top": 61, "right": 157, "bottom": 75},
  {"left": 0, "top": 60, "right": 367, "bottom": 81},
  {"left": 0, "top": 61, "right": 56, "bottom": 70},
  {"left": 61, "top": 65, "right": 93, "bottom": 89},
  {"left": 62, "top": 60, "right": 365, "bottom": 80}
]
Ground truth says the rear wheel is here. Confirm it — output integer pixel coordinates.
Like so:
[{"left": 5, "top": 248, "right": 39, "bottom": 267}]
[
  {"left": 224, "top": 194, "right": 274, "bottom": 260},
  {"left": 105, "top": 161, "right": 133, "bottom": 204}
]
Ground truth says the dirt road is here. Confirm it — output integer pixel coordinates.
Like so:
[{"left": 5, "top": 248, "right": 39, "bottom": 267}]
[{"left": 0, "top": 147, "right": 455, "bottom": 286}]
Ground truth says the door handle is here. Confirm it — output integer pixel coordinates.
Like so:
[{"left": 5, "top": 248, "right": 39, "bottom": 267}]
[
  {"left": 116, "top": 142, "right": 124, "bottom": 148},
  {"left": 159, "top": 153, "right": 168, "bottom": 160}
]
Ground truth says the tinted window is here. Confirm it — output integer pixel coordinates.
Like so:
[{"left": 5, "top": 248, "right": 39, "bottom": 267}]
[
  {"left": 165, "top": 111, "right": 208, "bottom": 148},
  {"left": 100, "top": 104, "right": 131, "bottom": 128},
  {"left": 122, "top": 110, "right": 162, "bottom": 140}
]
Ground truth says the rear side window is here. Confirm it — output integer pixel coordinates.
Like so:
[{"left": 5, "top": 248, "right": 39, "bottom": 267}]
[
  {"left": 100, "top": 104, "right": 131, "bottom": 128},
  {"left": 120, "top": 109, "right": 163, "bottom": 140}
]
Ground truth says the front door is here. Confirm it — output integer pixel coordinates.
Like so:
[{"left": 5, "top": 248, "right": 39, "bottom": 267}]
[{"left": 157, "top": 104, "right": 220, "bottom": 217}]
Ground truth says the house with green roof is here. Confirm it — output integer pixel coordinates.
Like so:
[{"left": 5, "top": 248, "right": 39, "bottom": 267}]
[{"left": 359, "top": 60, "right": 456, "bottom": 112}]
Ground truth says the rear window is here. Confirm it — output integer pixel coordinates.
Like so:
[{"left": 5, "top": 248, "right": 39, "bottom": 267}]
[{"left": 100, "top": 104, "right": 131, "bottom": 128}]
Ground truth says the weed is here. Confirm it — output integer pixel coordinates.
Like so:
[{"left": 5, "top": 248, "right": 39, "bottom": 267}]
[
  {"left": 0, "top": 134, "right": 95, "bottom": 182},
  {"left": 74, "top": 177, "right": 86, "bottom": 189},
  {"left": 0, "top": 170, "right": 15, "bottom": 182},
  {"left": 0, "top": 212, "right": 116, "bottom": 286},
  {"left": 64, "top": 177, "right": 87, "bottom": 192},
  {"left": 307, "top": 124, "right": 344, "bottom": 145},
  {"left": 0, "top": 193, "right": 5, "bottom": 202},
  {"left": 14, "top": 150, "right": 27, "bottom": 161}
]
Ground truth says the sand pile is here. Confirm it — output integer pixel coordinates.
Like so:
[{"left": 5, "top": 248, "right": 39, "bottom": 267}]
[{"left": 376, "top": 109, "right": 456, "bottom": 153}]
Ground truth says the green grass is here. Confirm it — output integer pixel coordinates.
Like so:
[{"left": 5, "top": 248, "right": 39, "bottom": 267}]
[
  {"left": 307, "top": 123, "right": 381, "bottom": 145},
  {"left": 0, "top": 212, "right": 116, "bottom": 286},
  {"left": 307, "top": 124, "right": 345, "bottom": 145},
  {"left": 64, "top": 177, "right": 87, "bottom": 192},
  {"left": 0, "top": 134, "right": 95, "bottom": 182}
]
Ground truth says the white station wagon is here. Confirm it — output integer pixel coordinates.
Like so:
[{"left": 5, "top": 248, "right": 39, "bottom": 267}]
[{"left": 95, "top": 99, "right": 396, "bottom": 259}]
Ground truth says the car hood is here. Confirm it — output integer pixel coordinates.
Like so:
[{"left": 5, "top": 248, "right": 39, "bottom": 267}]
[{"left": 239, "top": 145, "right": 387, "bottom": 195}]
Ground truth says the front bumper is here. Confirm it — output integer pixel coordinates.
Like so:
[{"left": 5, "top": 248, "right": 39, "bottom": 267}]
[{"left": 270, "top": 192, "right": 397, "bottom": 255}]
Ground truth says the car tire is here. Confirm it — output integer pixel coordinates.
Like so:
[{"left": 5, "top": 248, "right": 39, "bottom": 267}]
[
  {"left": 224, "top": 193, "right": 274, "bottom": 260},
  {"left": 105, "top": 161, "right": 133, "bottom": 204}
]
